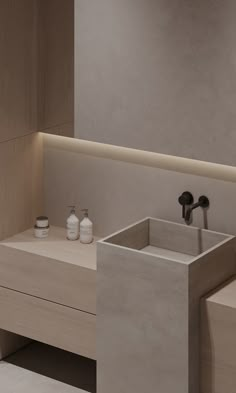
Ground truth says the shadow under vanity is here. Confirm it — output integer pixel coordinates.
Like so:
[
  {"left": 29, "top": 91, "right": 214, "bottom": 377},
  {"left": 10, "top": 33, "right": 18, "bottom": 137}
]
[{"left": 0, "top": 218, "right": 235, "bottom": 393}]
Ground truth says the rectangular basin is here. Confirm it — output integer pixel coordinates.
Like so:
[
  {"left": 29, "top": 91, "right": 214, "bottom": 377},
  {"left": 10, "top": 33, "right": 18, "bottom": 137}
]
[
  {"left": 104, "top": 217, "right": 230, "bottom": 263},
  {"left": 97, "top": 218, "right": 236, "bottom": 393}
]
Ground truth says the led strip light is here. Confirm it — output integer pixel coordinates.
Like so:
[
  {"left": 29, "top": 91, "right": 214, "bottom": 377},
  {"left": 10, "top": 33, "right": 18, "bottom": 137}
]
[{"left": 42, "top": 133, "right": 236, "bottom": 183}]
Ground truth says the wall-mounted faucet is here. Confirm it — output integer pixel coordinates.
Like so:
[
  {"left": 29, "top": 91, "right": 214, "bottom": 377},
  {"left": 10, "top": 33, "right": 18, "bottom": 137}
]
[
  {"left": 185, "top": 196, "right": 209, "bottom": 224},
  {"left": 178, "top": 192, "right": 210, "bottom": 225}
]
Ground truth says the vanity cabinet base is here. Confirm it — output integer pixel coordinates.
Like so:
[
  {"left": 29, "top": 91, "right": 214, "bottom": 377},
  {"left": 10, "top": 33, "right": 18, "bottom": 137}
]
[
  {"left": 0, "top": 287, "right": 96, "bottom": 360},
  {"left": 0, "top": 227, "right": 98, "bottom": 360},
  {"left": 0, "top": 226, "right": 98, "bottom": 314}
]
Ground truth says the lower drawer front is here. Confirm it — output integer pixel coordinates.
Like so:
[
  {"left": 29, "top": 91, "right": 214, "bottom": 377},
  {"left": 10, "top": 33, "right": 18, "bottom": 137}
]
[
  {"left": 0, "top": 287, "right": 96, "bottom": 360},
  {"left": 0, "top": 245, "right": 96, "bottom": 314}
]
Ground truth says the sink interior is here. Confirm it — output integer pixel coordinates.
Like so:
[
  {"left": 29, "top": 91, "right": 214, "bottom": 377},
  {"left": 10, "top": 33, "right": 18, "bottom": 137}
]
[
  {"left": 141, "top": 244, "right": 193, "bottom": 263},
  {"left": 104, "top": 218, "right": 229, "bottom": 263}
]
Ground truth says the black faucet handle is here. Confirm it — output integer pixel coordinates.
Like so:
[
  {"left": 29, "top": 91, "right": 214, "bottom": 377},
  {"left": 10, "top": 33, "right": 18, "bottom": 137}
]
[
  {"left": 198, "top": 195, "right": 210, "bottom": 209},
  {"left": 178, "top": 192, "right": 194, "bottom": 218},
  {"left": 178, "top": 191, "right": 194, "bottom": 206}
]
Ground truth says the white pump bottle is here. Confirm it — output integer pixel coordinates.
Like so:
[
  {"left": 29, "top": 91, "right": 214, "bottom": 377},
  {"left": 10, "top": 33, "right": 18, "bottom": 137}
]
[
  {"left": 80, "top": 209, "right": 93, "bottom": 244},
  {"left": 67, "top": 206, "right": 79, "bottom": 241}
]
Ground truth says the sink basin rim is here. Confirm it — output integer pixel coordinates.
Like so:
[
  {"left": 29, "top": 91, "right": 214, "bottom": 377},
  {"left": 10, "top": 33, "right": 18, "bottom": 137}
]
[{"left": 99, "top": 217, "right": 234, "bottom": 265}]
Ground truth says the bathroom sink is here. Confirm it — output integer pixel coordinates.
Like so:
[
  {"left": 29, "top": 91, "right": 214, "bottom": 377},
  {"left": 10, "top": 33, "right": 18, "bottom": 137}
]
[
  {"left": 101, "top": 217, "right": 231, "bottom": 264},
  {"left": 97, "top": 218, "right": 236, "bottom": 393}
]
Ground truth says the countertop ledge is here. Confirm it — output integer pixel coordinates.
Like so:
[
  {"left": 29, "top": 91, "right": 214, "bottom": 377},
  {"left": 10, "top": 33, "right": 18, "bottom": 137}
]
[{"left": 0, "top": 226, "right": 99, "bottom": 270}]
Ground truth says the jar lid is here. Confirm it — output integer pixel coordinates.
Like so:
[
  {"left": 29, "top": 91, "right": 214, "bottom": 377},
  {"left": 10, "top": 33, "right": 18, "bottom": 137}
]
[
  {"left": 36, "top": 216, "right": 49, "bottom": 228},
  {"left": 34, "top": 224, "right": 50, "bottom": 229}
]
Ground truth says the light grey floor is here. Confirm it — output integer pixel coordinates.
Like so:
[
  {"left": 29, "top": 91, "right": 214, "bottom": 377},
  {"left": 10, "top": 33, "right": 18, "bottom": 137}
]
[
  {"left": 0, "top": 342, "right": 96, "bottom": 393},
  {"left": 0, "top": 362, "right": 83, "bottom": 393}
]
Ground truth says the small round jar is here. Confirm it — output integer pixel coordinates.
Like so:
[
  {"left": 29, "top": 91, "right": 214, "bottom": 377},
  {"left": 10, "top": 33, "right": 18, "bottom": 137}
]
[{"left": 34, "top": 216, "right": 50, "bottom": 239}]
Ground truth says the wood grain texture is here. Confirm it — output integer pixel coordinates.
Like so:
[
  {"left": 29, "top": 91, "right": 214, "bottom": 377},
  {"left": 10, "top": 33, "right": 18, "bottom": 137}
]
[
  {"left": 0, "top": 287, "right": 96, "bottom": 359},
  {"left": 0, "top": 133, "right": 43, "bottom": 241},
  {"left": 40, "top": 122, "right": 74, "bottom": 138},
  {"left": 0, "top": 227, "right": 97, "bottom": 314},
  {"left": 0, "top": 0, "right": 38, "bottom": 143},
  {"left": 201, "top": 277, "right": 236, "bottom": 393},
  {"left": 38, "top": 0, "right": 74, "bottom": 136}
]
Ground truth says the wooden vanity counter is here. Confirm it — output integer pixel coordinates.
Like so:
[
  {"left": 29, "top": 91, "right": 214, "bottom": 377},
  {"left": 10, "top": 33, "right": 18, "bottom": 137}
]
[{"left": 0, "top": 226, "right": 98, "bottom": 359}]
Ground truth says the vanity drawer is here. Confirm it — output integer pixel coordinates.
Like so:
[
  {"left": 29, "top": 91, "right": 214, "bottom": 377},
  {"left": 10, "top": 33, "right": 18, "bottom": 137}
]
[
  {"left": 0, "top": 286, "right": 96, "bottom": 359},
  {"left": 0, "top": 244, "right": 96, "bottom": 314}
]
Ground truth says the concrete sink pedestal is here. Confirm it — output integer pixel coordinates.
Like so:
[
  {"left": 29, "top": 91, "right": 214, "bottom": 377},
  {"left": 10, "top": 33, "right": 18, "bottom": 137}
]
[{"left": 97, "top": 218, "right": 236, "bottom": 393}]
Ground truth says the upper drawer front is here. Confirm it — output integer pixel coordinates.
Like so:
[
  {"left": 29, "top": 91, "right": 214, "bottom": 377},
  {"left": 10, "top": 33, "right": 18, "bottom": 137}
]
[
  {"left": 0, "top": 245, "right": 96, "bottom": 314},
  {"left": 0, "top": 286, "right": 96, "bottom": 360}
]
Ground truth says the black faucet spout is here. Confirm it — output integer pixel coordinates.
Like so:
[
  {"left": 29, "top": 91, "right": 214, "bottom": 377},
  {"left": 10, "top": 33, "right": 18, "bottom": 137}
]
[{"left": 185, "top": 196, "right": 209, "bottom": 223}]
